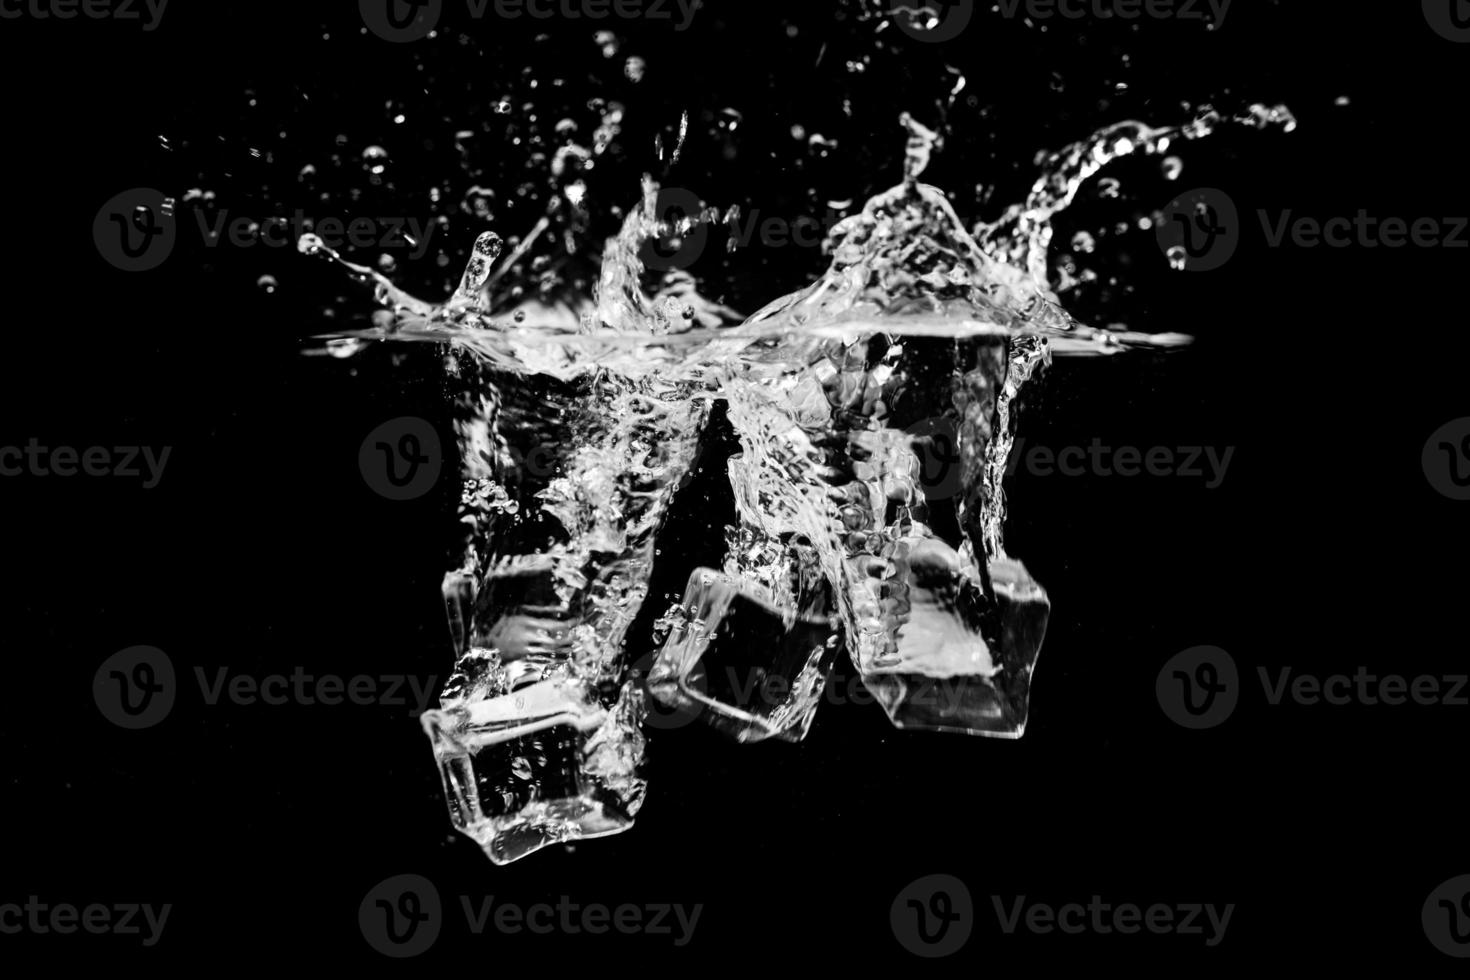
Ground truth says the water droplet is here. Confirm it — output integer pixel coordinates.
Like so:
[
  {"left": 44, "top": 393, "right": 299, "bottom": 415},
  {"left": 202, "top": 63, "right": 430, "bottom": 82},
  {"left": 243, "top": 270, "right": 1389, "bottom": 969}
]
[{"left": 361, "top": 145, "right": 390, "bottom": 175}]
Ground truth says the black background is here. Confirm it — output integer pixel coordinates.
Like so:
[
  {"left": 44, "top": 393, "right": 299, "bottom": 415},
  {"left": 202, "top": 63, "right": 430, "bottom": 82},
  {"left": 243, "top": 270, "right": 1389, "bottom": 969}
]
[{"left": 2, "top": 0, "right": 1467, "bottom": 968}]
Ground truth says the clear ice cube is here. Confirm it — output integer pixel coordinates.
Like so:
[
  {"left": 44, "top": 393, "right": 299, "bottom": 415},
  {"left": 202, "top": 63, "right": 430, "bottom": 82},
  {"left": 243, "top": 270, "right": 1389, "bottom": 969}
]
[
  {"left": 719, "top": 173, "right": 1057, "bottom": 737},
  {"left": 422, "top": 672, "right": 646, "bottom": 865},
  {"left": 647, "top": 566, "right": 840, "bottom": 743},
  {"left": 423, "top": 345, "right": 703, "bottom": 863}
]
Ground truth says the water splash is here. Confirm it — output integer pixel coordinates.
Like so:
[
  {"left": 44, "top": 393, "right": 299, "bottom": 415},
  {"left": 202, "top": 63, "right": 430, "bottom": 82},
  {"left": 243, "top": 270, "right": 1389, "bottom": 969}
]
[
  {"left": 305, "top": 105, "right": 1293, "bottom": 861},
  {"left": 981, "top": 102, "right": 1297, "bottom": 289}
]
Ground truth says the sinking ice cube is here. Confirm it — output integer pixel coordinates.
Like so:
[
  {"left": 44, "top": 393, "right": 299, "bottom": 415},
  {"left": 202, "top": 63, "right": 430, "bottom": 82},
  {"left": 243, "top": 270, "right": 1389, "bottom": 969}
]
[
  {"left": 647, "top": 567, "right": 840, "bottom": 743},
  {"left": 856, "top": 552, "right": 1049, "bottom": 736},
  {"left": 422, "top": 672, "right": 647, "bottom": 864}
]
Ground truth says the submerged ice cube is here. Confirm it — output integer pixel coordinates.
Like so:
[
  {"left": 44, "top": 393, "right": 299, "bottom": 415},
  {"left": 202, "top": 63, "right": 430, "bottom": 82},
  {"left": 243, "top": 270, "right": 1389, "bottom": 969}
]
[
  {"left": 648, "top": 566, "right": 840, "bottom": 743},
  {"left": 844, "top": 333, "right": 1052, "bottom": 735},
  {"left": 422, "top": 671, "right": 647, "bottom": 865},
  {"left": 710, "top": 156, "right": 1060, "bottom": 737},
  {"left": 857, "top": 552, "right": 1049, "bottom": 735},
  {"left": 421, "top": 314, "right": 704, "bottom": 863}
]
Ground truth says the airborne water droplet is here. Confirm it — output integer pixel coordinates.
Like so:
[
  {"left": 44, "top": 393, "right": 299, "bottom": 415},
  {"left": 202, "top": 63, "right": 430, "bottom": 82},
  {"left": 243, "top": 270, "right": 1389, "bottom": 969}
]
[{"left": 361, "top": 145, "right": 389, "bottom": 175}]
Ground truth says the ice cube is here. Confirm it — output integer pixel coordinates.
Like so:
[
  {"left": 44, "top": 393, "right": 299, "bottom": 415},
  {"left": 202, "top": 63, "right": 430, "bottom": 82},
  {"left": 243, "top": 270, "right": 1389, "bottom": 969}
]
[
  {"left": 855, "top": 551, "right": 1048, "bottom": 736},
  {"left": 647, "top": 567, "right": 840, "bottom": 743},
  {"left": 421, "top": 674, "right": 646, "bottom": 865}
]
